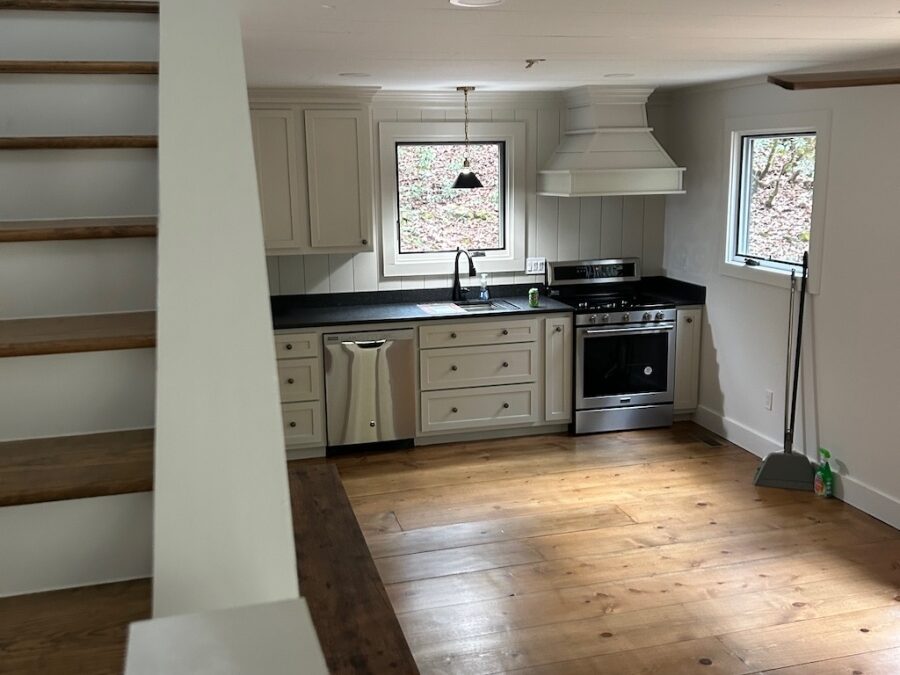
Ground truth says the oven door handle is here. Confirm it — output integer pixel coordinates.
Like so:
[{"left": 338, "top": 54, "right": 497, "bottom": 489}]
[{"left": 583, "top": 323, "right": 676, "bottom": 336}]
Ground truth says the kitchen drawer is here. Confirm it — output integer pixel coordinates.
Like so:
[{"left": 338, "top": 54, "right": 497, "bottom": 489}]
[
  {"left": 274, "top": 332, "right": 319, "bottom": 359},
  {"left": 420, "top": 383, "right": 539, "bottom": 433},
  {"left": 419, "top": 318, "right": 538, "bottom": 349},
  {"left": 278, "top": 358, "right": 321, "bottom": 402},
  {"left": 420, "top": 343, "right": 538, "bottom": 391},
  {"left": 282, "top": 401, "right": 324, "bottom": 447}
]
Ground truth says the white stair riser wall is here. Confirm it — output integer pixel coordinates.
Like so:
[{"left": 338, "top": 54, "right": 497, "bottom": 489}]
[
  {"left": 0, "top": 492, "right": 152, "bottom": 597},
  {"left": 0, "top": 12, "right": 159, "bottom": 61},
  {"left": 0, "top": 149, "right": 157, "bottom": 219},
  {"left": 0, "top": 350, "right": 155, "bottom": 442},
  {"left": 0, "top": 76, "right": 158, "bottom": 136},
  {"left": 0, "top": 239, "right": 157, "bottom": 319}
]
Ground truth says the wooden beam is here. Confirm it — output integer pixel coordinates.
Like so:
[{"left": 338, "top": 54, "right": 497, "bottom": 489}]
[
  {"left": 0, "top": 60, "right": 158, "bottom": 75},
  {"left": 0, "top": 311, "right": 156, "bottom": 357},
  {"left": 768, "top": 69, "right": 900, "bottom": 91},
  {"left": 0, "top": 135, "right": 157, "bottom": 150},
  {"left": 0, "top": 0, "right": 158, "bottom": 12},
  {"left": 0, "top": 216, "right": 158, "bottom": 242}
]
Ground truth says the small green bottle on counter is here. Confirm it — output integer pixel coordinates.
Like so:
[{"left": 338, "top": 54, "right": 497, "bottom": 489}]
[
  {"left": 814, "top": 448, "right": 834, "bottom": 498},
  {"left": 528, "top": 287, "right": 540, "bottom": 308}
]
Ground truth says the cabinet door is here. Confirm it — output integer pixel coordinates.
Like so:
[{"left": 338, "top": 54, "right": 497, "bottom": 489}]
[
  {"left": 304, "top": 109, "right": 373, "bottom": 251},
  {"left": 544, "top": 315, "right": 573, "bottom": 422},
  {"left": 674, "top": 308, "right": 702, "bottom": 411},
  {"left": 250, "top": 109, "right": 301, "bottom": 250}
]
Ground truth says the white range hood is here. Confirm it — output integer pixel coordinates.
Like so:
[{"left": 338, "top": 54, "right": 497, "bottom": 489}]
[{"left": 538, "top": 86, "right": 685, "bottom": 198}]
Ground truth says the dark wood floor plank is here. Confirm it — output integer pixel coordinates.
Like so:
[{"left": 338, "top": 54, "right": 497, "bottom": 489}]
[
  {"left": 288, "top": 463, "right": 418, "bottom": 674},
  {"left": 0, "top": 311, "right": 156, "bottom": 357},
  {"left": 0, "top": 579, "right": 151, "bottom": 675},
  {"left": 0, "top": 428, "right": 153, "bottom": 506},
  {"left": 0, "top": 60, "right": 158, "bottom": 74},
  {"left": 0, "top": 216, "right": 158, "bottom": 242},
  {"left": 0, "top": 0, "right": 158, "bottom": 12}
]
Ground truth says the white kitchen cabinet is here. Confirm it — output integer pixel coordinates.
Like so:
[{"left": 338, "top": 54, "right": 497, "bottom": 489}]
[
  {"left": 249, "top": 98, "right": 374, "bottom": 255},
  {"left": 304, "top": 109, "right": 373, "bottom": 251},
  {"left": 544, "top": 315, "right": 573, "bottom": 422},
  {"left": 673, "top": 307, "right": 702, "bottom": 412},
  {"left": 275, "top": 331, "right": 325, "bottom": 451},
  {"left": 250, "top": 109, "right": 302, "bottom": 250},
  {"left": 420, "top": 383, "right": 539, "bottom": 434}
]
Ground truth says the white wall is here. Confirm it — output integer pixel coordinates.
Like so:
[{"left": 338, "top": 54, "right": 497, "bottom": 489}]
[
  {"left": 659, "top": 78, "right": 900, "bottom": 528},
  {"left": 266, "top": 94, "right": 667, "bottom": 295},
  {"left": 154, "top": 0, "right": 299, "bottom": 618}
]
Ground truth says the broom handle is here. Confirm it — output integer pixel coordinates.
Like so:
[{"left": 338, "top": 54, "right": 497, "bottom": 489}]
[
  {"left": 784, "top": 269, "right": 795, "bottom": 445},
  {"left": 786, "top": 252, "right": 809, "bottom": 452}
]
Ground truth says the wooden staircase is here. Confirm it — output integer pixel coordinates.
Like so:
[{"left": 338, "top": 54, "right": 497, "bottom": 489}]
[{"left": 0, "top": 0, "right": 160, "bottom": 617}]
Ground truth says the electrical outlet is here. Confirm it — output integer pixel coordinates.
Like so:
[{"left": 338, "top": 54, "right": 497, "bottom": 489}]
[
  {"left": 764, "top": 390, "right": 774, "bottom": 411},
  {"left": 525, "top": 257, "right": 546, "bottom": 275}
]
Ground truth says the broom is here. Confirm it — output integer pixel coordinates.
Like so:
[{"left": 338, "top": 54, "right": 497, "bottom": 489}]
[{"left": 753, "top": 251, "right": 815, "bottom": 490}]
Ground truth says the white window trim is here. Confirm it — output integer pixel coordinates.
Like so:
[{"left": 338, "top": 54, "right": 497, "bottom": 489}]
[
  {"left": 379, "top": 120, "right": 527, "bottom": 277},
  {"left": 720, "top": 110, "right": 831, "bottom": 294}
]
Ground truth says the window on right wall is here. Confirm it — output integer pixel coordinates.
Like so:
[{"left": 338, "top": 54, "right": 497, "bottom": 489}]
[{"left": 723, "top": 111, "right": 831, "bottom": 290}]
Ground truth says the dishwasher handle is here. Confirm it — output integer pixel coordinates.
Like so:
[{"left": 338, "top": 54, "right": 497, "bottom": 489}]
[
  {"left": 324, "top": 329, "right": 414, "bottom": 345},
  {"left": 344, "top": 339, "right": 386, "bottom": 349}
]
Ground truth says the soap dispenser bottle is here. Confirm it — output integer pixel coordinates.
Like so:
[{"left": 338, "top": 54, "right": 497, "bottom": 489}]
[{"left": 479, "top": 273, "right": 490, "bottom": 301}]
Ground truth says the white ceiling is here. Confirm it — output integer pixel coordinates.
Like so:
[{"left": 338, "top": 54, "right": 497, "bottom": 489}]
[{"left": 238, "top": 0, "right": 900, "bottom": 91}]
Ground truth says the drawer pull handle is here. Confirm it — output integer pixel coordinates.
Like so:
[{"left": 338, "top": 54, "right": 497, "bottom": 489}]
[
  {"left": 362, "top": 238, "right": 368, "bottom": 245},
  {"left": 686, "top": 317, "right": 694, "bottom": 324},
  {"left": 502, "top": 329, "right": 509, "bottom": 336},
  {"left": 285, "top": 343, "right": 293, "bottom": 350},
  {"left": 451, "top": 332, "right": 458, "bottom": 339},
  {"left": 502, "top": 362, "right": 509, "bottom": 368},
  {"left": 451, "top": 365, "right": 458, "bottom": 371},
  {"left": 451, "top": 407, "right": 458, "bottom": 413},
  {"left": 555, "top": 326, "right": 563, "bottom": 332},
  {"left": 289, "top": 421, "right": 297, "bottom": 428},
  {"left": 502, "top": 402, "right": 510, "bottom": 409},
  {"left": 369, "top": 421, "right": 376, "bottom": 427},
  {"left": 287, "top": 378, "right": 295, "bottom": 384}
]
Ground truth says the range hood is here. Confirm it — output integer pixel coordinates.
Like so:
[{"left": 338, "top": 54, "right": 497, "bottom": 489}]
[{"left": 538, "top": 86, "right": 685, "bottom": 198}]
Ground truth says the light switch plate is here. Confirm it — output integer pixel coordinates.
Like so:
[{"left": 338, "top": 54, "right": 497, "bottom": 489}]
[{"left": 525, "top": 257, "right": 546, "bottom": 275}]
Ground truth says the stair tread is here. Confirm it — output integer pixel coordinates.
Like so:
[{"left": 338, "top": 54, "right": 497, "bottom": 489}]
[
  {"left": 0, "top": 216, "right": 158, "bottom": 242},
  {"left": 0, "top": 311, "right": 156, "bottom": 357},
  {"left": 0, "top": 429, "right": 153, "bottom": 507},
  {"left": 0, "top": 0, "right": 159, "bottom": 12},
  {"left": 0, "top": 135, "right": 157, "bottom": 149},
  {"left": 0, "top": 60, "right": 158, "bottom": 74}
]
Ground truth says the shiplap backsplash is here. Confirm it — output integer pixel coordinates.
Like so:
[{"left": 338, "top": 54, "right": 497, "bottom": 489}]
[{"left": 266, "top": 97, "right": 666, "bottom": 295}]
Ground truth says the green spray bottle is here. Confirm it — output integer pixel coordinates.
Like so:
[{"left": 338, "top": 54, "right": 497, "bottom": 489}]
[{"left": 814, "top": 448, "right": 834, "bottom": 498}]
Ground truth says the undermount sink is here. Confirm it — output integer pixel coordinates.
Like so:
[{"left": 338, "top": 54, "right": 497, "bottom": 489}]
[{"left": 454, "top": 299, "right": 517, "bottom": 312}]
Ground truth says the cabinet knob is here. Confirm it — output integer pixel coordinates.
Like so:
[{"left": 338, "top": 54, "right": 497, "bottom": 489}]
[
  {"left": 287, "top": 378, "right": 294, "bottom": 384},
  {"left": 361, "top": 238, "right": 368, "bottom": 245},
  {"left": 285, "top": 343, "right": 293, "bottom": 350},
  {"left": 451, "top": 407, "right": 458, "bottom": 413},
  {"left": 502, "top": 362, "right": 509, "bottom": 368},
  {"left": 369, "top": 421, "right": 376, "bottom": 428},
  {"left": 451, "top": 365, "right": 458, "bottom": 371},
  {"left": 502, "top": 329, "right": 509, "bottom": 336},
  {"left": 450, "top": 332, "right": 457, "bottom": 339},
  {"left": 686, "top": 317, "right": 694, "bottom": 324},
  {"left": 555, "top": 325, "right": 563, "bottom": 332},
  {"left": 289, "top": 421, "right": 296, "bottom": 428},
  {"left": 502, "top": 402, "right": 510, "bottom": 409}
]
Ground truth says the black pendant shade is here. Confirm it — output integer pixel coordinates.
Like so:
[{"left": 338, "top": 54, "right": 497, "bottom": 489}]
[
  {"left": 452, "top": 86, "right": 483, "bottom": 189},
  {"left": 453, "top": 160, "right": 483, "bottom": 189}
]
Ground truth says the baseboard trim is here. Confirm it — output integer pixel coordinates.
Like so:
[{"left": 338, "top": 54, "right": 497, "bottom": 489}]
[
  {"left": 693, "top": 405, "right": 900, "bottom": 530},
  {"left": 415, "top": 424, "right": 569, "bottom": 446}
]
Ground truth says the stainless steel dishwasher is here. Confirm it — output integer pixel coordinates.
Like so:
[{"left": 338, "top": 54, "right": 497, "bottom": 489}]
[{"left": 323, "top": 329, "right": 416, "bottom": 447}]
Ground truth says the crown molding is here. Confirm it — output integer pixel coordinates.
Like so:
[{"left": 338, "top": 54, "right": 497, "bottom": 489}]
[
  {"left": 247, "top": 86, "right": 381, "bottom": 105},
  {"left": 372, "top": 89, "right": 565, "bottom": 109}
]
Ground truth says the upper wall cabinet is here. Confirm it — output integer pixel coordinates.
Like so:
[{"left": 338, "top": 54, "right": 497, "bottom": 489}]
[{"left": 249, "top": 92, "right": 375, "bottom": 255}]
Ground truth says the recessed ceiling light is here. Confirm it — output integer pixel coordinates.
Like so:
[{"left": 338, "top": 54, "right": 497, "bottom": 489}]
[
  {"left": 603, "top": 73, "right": 635, "bottom": 79},
  {"left": 339, "top": 72, "right": 371, "bottom": 78},
  {"left": 449, "top": 0, "right": 505, "bottom": 7}
]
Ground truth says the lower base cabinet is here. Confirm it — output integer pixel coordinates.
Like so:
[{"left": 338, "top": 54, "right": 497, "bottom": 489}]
[
  {"left": 282, "top": 401, "right": 324, "bottom": 446},
  {"left": 673, "top": 307, "right": 702, "bottom": 412},
  {"left": 420, "top": 383, "right": 539, "bottom": 434}
]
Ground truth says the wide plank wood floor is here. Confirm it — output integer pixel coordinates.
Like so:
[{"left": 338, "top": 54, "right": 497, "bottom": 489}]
[{"left": 327, "top": 422, "right": 900, "bottom": 675}]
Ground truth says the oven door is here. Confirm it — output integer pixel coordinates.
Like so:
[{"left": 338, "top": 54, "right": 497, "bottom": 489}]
[{"left": 576, "top": 322, "right": 676, "bottom": 410}]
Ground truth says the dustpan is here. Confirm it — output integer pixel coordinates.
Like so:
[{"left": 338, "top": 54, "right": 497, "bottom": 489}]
[{"left": 753, "top": 252, "right": 815, "bottom": 490}]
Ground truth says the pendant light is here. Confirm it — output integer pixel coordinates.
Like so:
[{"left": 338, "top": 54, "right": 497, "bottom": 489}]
[{"left": 452, "top": 86, "right": 483, "bottom": 189}]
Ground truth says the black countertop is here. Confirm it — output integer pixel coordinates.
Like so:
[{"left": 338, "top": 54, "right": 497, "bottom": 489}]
[{"left": 270, "top": 278, "right": 705, "bottom": 331}]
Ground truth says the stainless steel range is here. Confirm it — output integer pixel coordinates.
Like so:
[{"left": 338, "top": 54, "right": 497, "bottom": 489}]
[{"left": 547, "top": 258, "right": 676, "bottom": 434}]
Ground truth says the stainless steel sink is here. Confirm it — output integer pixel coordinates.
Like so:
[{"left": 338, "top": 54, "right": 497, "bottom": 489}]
[{"left": 454, "top": 299, "right": 517, "bottom": 313}]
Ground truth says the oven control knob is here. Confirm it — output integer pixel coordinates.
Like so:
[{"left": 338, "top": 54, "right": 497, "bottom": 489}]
[
  {"left": 642, "top": 312, "right": 651, "bottom": 322},
  {"left": 602, "top": 313, "right": 610, "bottom": 322},
  {"left": 590, "top": 314, "right": 598, "bottom": 323},
  {"left": 622, "top": 313, "right": 630, "bottom": 322},
  {"left": 655, "top": 311, "right": 665, "bottom": 321}
]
